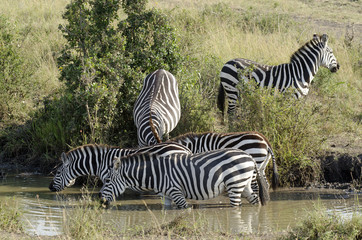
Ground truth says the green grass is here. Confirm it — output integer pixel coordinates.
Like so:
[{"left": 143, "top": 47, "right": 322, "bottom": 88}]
[
  {"left": 281, "top": 200, "right": 362, "bottom": 240},
  {"left": 0, "top": 198, "right": 23, "bottom": 233}
]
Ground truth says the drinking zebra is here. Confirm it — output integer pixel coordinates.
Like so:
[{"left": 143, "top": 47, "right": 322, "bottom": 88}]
[
  {"left": 48, "top": 142, "right": 191, "bottom": 192},
  {"left": 169, "top": 131, "right": 278, "bottom": 191},
  {"left": 218, "top": 33, "right": 340, "bottom": 115},
  {"left": 100, "top": 149, "right": 269, "bottom": 208},
  {"left": 133, "top": 69, "right": 181, "bottom": 147}
]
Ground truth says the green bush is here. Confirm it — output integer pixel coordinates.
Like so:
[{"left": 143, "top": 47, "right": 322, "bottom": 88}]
[
  {"left": 227, "top": 79, "right": 328, "bottom": 186},
  {"left": 4, "top": 0, "right": 186, "bottom": 169},
  {"left": 0, "top": 15, "right": 33, "bottom": 127}
]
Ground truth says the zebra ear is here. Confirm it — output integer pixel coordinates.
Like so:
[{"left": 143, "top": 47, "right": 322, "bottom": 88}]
[
  {"left": 321, "top": 34, "right": 328, "bottom": 45},
  {"left": 313, "top": 33, "right": 318, "bottom": 40},
  {"left": 61, "top": 152, "right": 68, "bottom": 164}
]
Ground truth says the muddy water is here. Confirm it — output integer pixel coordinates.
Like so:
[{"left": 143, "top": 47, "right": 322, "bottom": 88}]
[{"left": 0, "top": 174, "right": 361, "bottom": 236}]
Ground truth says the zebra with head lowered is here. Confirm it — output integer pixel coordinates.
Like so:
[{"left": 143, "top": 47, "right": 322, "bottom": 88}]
[
  {"left": 133, "top": 69, "right": 181, "bottom": 147},
  {"left": 169, "top": 131, "right": 278, "bottom": 192},
  {"left": 48, "top": 143, "right": 192, "bottom": 192},
  {"left": 218, "top": 33, "right": 340, "bottom": 115},
  {"left": 100, "top": 149, "right": 269, "bottom": 208}
]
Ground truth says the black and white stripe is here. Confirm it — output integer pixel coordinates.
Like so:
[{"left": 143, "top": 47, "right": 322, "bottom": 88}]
[
  {"left": 169, "top": 131, "right": 278, "bottom": 191},
  {"left": 100, "top": 149, "right": 269, "bottom": 208},
  {"left": 218, "top": 34, "right": 340, "bottom": 115},
  {"left": 48, "top": 142, "right": 191, "bottom": 192},
  {"left": 133, "top": 69, "right": 181, "bottom": 147}
]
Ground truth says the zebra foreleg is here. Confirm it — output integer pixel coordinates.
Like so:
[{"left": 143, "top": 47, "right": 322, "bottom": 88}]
[{"left": 169, "top": 190, "right": 188, "bottom": 209}]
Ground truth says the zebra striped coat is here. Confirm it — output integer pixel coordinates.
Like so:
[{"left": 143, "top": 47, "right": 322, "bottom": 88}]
[
  {"left": 48, "top": 143, "right": 191, "bottom": 192},
  {"left": 218, "top": 33, "right": 340, "bottom": 115},
  {"left": 133, "top": 69, "right": 181, "bottom": 147},
  {"left": 100, "top": 149, "right": 269, "bottom": 208},
  {"left": 169, "top": 131, "right": 278, "bottom": 191}
]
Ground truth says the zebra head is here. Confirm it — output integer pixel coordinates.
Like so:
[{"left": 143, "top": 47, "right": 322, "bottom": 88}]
[
  {"left": 316, "top": 34, "right": 340, "bottom": 73},
  {"left": 49, "top": 152, "right": 76, "bottom": 192},
  {"left": 99, "top": 157, "right": 125, "bottom": 206}
]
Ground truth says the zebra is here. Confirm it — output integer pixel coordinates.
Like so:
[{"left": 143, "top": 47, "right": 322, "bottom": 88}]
[
  {"left": 133, "top": 69, "right": 181, "bottom": 147},
  {"left": 218, "top": 33, "right": 340, "bottom": 115},
  {"left": 169, "top": 131, "right": 278, "bottom": 191},
  {"left": 100, "top": 149, "right": 269, "bottom": 208},
  {"left": 48, "top": 142, "right": 192, "bottom": 193}
]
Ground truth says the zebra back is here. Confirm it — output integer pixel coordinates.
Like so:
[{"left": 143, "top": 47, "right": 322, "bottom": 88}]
[
  {"left": 133, "top": 69, "right": 181, "bottom": 147},
  {"left": 169, "top": 131, "right": 279, "bottom": 190}
]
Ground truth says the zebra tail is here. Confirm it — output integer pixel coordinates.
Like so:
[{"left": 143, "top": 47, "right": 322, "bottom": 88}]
[
  {"left": 269, "top": 148, "right": 279, "bottom": 191},
  {"left": 217, "top": 83, "right": 225, "bottom": 116},
  {"left": 256, "top": 162, "right": 270, "bottom": 206},
  {"left": 149, "top": 113, "right": 162, "bottom": 143}
]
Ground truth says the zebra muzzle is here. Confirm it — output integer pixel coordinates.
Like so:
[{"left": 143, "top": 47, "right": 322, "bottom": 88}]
[
  {"left": 99, "top": 196, "right": 110, "bottom": 207},
  {"left": 330, "top": 63, "right": 340, "bottom": 73},
  {"left": 49, "top": 182, "right": 57, "bottom": 192}
]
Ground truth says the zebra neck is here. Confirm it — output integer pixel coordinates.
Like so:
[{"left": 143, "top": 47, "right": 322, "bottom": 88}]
[
  {"left": 290, "top": 48, "right": 321, "bottom": 86},
  {"left": 290, "top": 57, "right": 320, "bottom": 88}
]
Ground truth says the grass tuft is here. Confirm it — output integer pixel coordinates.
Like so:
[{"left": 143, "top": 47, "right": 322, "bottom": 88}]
[{"left": 0, "top": 198, "right": 24, "bottom": 233}]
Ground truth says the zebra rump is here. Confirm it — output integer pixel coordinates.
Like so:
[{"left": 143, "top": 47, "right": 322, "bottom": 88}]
[
  {"left": 218, "top": 33, "right": 339, "bottom": 115},
  {"left": 133, "top": 69, "right": 181, "bottom": 147},
  {"left": 100, "top": 149, "right": 269, "bottom": 208},
  {"left": 48, "top": 142, "right": 192, "bottom": 192},
  {"left": 169, "top": 131, "right": 278, "bottom": 191}
]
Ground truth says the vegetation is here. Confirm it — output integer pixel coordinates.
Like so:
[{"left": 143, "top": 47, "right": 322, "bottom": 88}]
[
  {"left": 282, "top": 201, "right": 362, "bottom": 240},
  {"left": 0, "top": 0, "right": 361, "bottom": 186},
  {"left": 0, "top": 198, "right": 23, "bottom": 233}
]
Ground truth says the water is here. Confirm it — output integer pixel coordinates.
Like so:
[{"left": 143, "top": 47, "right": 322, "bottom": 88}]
[{"left": 0, "top": 174, "right": 361, "bottom": 236}]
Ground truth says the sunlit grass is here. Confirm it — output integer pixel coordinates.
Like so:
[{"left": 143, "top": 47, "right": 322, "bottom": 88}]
[
  {"left": 0, "top": 198, "right": 23, "bottom": 233},
  {"left": 281, "top": 198, "right": 362, "bottom": 240}
]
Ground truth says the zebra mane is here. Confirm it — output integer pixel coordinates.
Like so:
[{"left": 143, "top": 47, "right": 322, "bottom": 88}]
[
  {"left": 65, "top": 144, "right": 118, "bottom": 155},
  {"left": 290, "top": 34, "right": 324, "bottom": 63},
  {"left": 170, "top": 131, "right": 273, "bottom": 150}
]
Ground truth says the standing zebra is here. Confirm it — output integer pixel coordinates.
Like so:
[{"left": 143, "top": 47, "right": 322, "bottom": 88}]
[
  {"left": 100, "top": 149, "right": 269, "bottom": 208},
  {"left": 133, "top": 69, "right": 181, "bottom": 147},
  {"left": 169, "top": 131, "right": 278, "bottom": 191},
  {"left": 218, "top": 33, "right": 340, "bottom": 115},
  {"left": 48, "top": 142, "right": 191, "bottom": 192}
]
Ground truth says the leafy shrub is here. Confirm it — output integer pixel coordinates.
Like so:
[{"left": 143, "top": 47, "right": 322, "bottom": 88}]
[
  {"left": 227, "top": 79, "right": 328, "bottom": 186},
  {"left": 0, "top": 15, "right": 33, "bottom": 127},
  {"left": 4, "top": 0, "right": 186, "bottom": 169}
]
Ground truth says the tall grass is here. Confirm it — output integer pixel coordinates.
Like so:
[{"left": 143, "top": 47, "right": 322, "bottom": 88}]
[
  {"left": 0, "top": 198, "right": 23, "bottom": 233},
  {"left": 282, "top": 199, "right": 362, "bottom": 240}
]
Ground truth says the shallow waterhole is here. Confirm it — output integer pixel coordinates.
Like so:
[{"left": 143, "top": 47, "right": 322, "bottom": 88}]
[{"left": 0, "top": 174, "right": 360, "bottom": 236}]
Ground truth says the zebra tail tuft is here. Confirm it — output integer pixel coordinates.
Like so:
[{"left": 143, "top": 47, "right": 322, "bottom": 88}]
[
  {"left": 270, "top": 148, "right": 279, "bottom": 191},
  {"left": 217, "top": 83, "right": 225, "bottom": 116},
  {"left": 256, "top": 163, "right": 270, "bottom": 205},
  {"left": 149, "top": 113, "right": 162, "bottom": 143}
]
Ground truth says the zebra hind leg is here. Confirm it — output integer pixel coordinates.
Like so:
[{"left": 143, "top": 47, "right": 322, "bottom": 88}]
[
  {"left": 227, "top": 188, "right": 243, "bottom": 207},
  {"left": 241, "top": 179, "right": 260, "bottom": 205}
]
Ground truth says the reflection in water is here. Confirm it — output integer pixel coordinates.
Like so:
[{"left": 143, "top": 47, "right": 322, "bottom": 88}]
[{"left": 0, "top": 175, "right": 361, "bottom": 236}]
